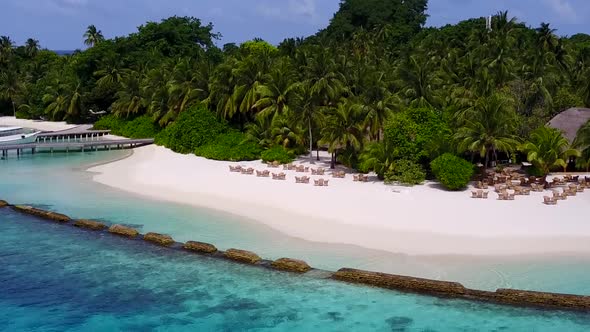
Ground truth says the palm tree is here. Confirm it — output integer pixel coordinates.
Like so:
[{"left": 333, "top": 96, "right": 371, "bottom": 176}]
[
  {"left": 520, "top": 126, "right": 580, "bottom": 179},
  {"left": 25, "top": 38, "right": 40, "bottom": 58},
  {"left": 290, "top": 83, "right": 323, "bottom": 162},
  {"left": 455, "top": 94, "right": 520, "bottom": 168},
  {"left": 112, "top": 70, "right": 143, "bottom": 118},
  {"left": 0, "top": 36, "right": 14, "bottom": 63},
  {"left": 358, "top": 141, "right": 396, "bottom": 179},
  {"left": 161, "top": 59, "right": 204, "bottom": 125},
  {"left": 43, "top": 80, "right": 83, "bottom": 122},
  {"left": 0, "top": 68, "right": 21, "bottom": 116},
  {"left": 397, "top": 55, "right": 438, "bottom": 108},
  {"left": 84, "top": 25, "right": 105, "bottom": 47},
  {"left": 536, "top": 23, "right": 557, "bottom": 53},
  {"left": 253, "top": 58, "right": 298, "bottom": 122},
  {"left": 319, "top": 99, "right": 365, "bottom": 168}
]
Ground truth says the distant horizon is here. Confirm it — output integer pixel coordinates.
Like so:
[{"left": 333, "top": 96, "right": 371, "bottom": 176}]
[{"left": 2, "top": 0, "right": 590, "bottom": 50}]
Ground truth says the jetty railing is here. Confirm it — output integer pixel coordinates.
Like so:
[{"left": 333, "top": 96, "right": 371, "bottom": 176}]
[
  {"left": 1, "top": 200, "right": 589, "bottom": 312},
  {"left": 0, "top": 138, "right": 154, "bottom": 157}
]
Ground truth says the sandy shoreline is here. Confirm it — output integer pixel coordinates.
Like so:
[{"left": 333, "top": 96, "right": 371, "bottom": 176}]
[
  {"left": 0, "top": 116, "right": 77, "bottom": 132},
  {"left": 89, "top": 145, "right": 590, "bottom": 256}
]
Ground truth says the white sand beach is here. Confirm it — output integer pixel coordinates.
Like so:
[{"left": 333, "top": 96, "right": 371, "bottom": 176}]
[
  {"left": 90, "top": 144, "right": 590, "bottom": 256},
  {"left": 0, "top": 116, "right": 76, "bottom": 132}
]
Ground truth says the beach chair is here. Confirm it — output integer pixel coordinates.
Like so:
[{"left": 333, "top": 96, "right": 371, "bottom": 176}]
[
  {"left": 314, "top": 179, "right": 322, "bottom": 186},
  {"left": 272, "top": 173, "right": 279, "bottom": 180},
  {"left": 323, "top": 180, "right": 329, "bottom": 187},
  {"left": 353, "top": 174, "right": 360, "bottom": 182},
  {"left": 543, "top": 196, "right": 557, "bottom": 205},
  {"left": 482, "top": 191, "right": 489, "bottom": 199},
  {"left": 256, "top": 170, "right": 264, "bottom": 177},
  {"left": 471, "top": 191, "right": 479, "bottom": 198},
  {"left": 497, "top": 193, "right": 506, "bottom": 200},
  {"left": 508, "top": 194, "right": 515, "bottom": 201},
  {"left": 302, "top": 176, "right": 310, "bottom": 184}
]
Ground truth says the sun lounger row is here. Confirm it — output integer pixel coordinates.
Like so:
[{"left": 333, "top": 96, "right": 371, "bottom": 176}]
[
  {"left": 353, "top": 174, "right": 369, "bottom": 182},
  {"left": 256, "top": 170, "right": 270, "bottom": 177},
  {"left": 272, "top": 173, "right": 287, "bottom": 180},
  {"left": 497, "top": 192, "right": 515, "bottom": 200},
  {"left": 295, "top": 176, "right": 310, "bottom": 184},
  {"left": 544, "top": 196, "right": 558, "bottom": 205},
  {"left": 332, "top": 171, "right": 346, "bottom": 178},
  {"left": 471, "top": 190, "right": 489, "bottom": 199},
  {"left": 314, "top": 179, "right": 329, "bottom": 187}
]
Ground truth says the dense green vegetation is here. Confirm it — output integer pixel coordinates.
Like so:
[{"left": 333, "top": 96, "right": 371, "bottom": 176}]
[
  {"left": 94, "top": 115, "right": 161, "bottom": 138},
  {"left": 431, "top": 154, "right": 475, "bottom": 190},
  {"left": 3, "top": 0, "right": 590, "bottom": 187}
]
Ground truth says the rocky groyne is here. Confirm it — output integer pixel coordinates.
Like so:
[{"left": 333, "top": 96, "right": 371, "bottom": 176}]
[{"left": 2, "top": 199, "right": 589, "bottom": 312}]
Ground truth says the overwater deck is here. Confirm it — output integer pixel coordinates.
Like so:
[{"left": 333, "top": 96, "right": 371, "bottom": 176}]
[{"left": 1, "top": 125, "right": 153, "bottom": 157}]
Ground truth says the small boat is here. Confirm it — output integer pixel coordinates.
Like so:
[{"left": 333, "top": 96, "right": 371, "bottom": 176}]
[{"left": 0, "top": 127, "right": 40, "bottom": 145}]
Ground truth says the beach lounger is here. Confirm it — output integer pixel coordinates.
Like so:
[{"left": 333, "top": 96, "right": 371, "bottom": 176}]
[
  {"left": 471, "top": 191, "right": 478, "bottom": 198},
  {"left": 543, "top": 196, "right": 557, "bottom": 205},
  {"left": 323, "top": 180, "right": 329, "bottom": 187},
  {"left": 229, "top": 165, "right": 242, "bottom": 172},
  {"left": 314, "top": 179, "right": 322, "bottom": 186},
  {"left": 482, "top": 191, "right": 489, "bottom": 199}
]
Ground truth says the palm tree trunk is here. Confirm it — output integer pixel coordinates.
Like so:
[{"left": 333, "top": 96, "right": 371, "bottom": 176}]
[
  {"left": 330, "top": 152, "right": 336, "bottom": 169},
  {"left": 316, "top": 149, "right": 320, "bottom": 161},
  {"left": 484, "top": 149, "right": 490, "bottom": 170},
  {"left": 308, "top": 118, "right": 313, "bottom": 162},
  {"left": 12, "top": 100, "right": 16, "bottom": 117}
]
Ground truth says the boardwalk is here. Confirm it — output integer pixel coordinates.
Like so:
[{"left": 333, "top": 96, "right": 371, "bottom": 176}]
[
  {"left": 0, "top": 124, "right": 154, "bottom": 157},
  {"left": 1, "top": 138, "right": 154, "bottom": 157}
]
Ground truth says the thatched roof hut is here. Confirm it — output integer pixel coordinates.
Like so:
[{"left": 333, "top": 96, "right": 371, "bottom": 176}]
[{"left": 547, "top": 108, "right": 590, "bottom": 143}]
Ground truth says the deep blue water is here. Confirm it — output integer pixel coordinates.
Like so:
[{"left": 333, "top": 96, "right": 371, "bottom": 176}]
[{"left": 1, "top": 209, "right": 590, "bottom": 331}]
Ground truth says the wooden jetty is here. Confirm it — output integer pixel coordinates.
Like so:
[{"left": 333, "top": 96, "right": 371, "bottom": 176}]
[
  {"left": 1, "top": 125, "right": 153, "bottom": 157},
  {"left": 1, "top": 139, "right": 154, "bottom": 157}
]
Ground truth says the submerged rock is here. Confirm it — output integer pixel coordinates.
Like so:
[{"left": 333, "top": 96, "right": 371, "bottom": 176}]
[
  {"left": 224, "top": 248, "right": 261, "bottom": 264},
  {"left": 271, "top": 258, "right": 311, "bottom": 273},
  {"left": 333, "top": 268, "right": 467, "bottom": 296},
  {"left": 13, "top": 205, "right": 70, "bottom": 223},
  {"left": 183, "top": 241, "right": 217, "bottom": 254},
  {"left": 143, "top": 232, "right": 175, "bottom": 246},
  {"left": 108, "top": 224, "right": 139, "bottom": 238},
  {"left": 74, "top": 219, "right": 107, "bottom": 231}
]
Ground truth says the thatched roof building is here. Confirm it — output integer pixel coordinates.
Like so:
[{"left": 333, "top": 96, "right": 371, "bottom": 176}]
[{"left": 547, "top": 108, "right": 590, "bottom": 143}]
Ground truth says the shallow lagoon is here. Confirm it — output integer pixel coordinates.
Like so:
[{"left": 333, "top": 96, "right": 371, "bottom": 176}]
[{"left": 0, "top": 151, "right": 590, "bottom": 296}]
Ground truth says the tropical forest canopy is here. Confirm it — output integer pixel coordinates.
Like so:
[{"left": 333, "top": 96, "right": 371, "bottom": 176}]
[{"left": 2, "top": 0, "right": 590, "bottom": 187}]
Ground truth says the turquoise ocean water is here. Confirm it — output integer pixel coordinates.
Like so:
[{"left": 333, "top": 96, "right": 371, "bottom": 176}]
[
  {"left": 2, "top": 208, "right": 590, "bottom": 331},
  {"left": 1, "top": 151, "right": 590, "bottom": 330}
]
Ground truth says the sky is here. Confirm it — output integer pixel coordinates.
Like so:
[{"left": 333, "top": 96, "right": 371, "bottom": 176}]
[{"left": 0, "top": 0, "right": 589, "bottom": 50}]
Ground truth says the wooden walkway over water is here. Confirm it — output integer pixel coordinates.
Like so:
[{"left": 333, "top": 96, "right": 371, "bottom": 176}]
[
  {"left": 0, "top": 125, "right": 154, "bottom": 157},
  {"left": 1, "top": 138, "right": 154, "bottom": 157}
]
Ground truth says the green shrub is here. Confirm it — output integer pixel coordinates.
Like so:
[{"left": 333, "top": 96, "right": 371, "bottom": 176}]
[
  {"left": 430, "top": 153, "right": 474, "bottom": 190},
  {"left": 261, "top": 146, "right": 295, "bottom": 164},
  {"left": 383, "top": 107, "right": 452, "bottom": 166},
  {"left": 93, "top": 114, "right": 126, "bottom": 133},
  {"left": 384, "top": 159, "right": 426, "bottom": 186},
  {"left": 194, "top": 131, "right": 262, "bottom": 161},
  {"left": 155, "top": 106, "right": 227, "bottom": 154},
  {"left": 93, "top": 114, "right": 161, "bottom": 138},
  {"left": 122, "top": 116, "right": 161, "bottom": 138}
]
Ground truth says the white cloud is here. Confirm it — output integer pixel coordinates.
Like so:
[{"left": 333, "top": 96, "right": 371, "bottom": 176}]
[
  {"left": 289, "top": 0, "right": 317, "bottom": 19},
  {"left": 543, "top": 0, "right": 578, "bottom": 22},
  {"left": 256, "top": 0, "right": 318, "bottom": 22}
]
